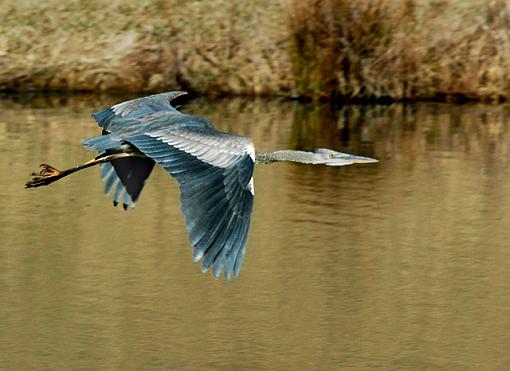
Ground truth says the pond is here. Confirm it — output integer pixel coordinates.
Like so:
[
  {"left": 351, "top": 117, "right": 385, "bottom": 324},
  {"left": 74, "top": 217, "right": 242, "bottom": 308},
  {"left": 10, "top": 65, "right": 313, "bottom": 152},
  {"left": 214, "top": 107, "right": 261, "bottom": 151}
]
[{"left": 1, "top": 95, "right": 510, "bottom": 370}]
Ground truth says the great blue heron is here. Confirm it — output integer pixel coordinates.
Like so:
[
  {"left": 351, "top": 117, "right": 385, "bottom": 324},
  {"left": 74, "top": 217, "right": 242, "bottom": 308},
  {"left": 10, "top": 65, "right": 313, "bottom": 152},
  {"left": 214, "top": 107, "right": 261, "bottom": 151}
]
[{"left": 26, "top": 91, "right": 378, "bottom": 280}]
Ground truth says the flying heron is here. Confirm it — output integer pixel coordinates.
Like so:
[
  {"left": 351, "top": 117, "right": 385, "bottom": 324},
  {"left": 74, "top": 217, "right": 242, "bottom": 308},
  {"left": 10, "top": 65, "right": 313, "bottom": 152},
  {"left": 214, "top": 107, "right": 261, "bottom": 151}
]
[{"left": 26, "top": 91, "right": 378, "bottom": 280}]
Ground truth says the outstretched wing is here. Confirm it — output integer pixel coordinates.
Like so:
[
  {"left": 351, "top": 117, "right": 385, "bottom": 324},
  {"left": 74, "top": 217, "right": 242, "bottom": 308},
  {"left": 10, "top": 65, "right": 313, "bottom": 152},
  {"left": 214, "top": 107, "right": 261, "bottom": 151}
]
[
  {"left": 98, "top": 158, "right": 155, "bottom": 210},
  {"left": 92, "top": 91, "right": 188, "bottom": 130},
  {"left": 125, "top": 126, "right": 255, "bottom": 280},
  {"left": 81, "top": 129, "right": 155, "bottom": 210},
  {"left": 88, "top": 91, "right": 186, "bottom": 208}
]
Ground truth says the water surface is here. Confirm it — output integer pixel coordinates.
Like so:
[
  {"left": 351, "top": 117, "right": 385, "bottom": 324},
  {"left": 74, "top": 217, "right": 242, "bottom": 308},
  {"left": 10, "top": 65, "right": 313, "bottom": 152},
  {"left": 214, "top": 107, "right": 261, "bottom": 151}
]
[{"left": 1, "top": 96, "right": 510, "bottom": 370}]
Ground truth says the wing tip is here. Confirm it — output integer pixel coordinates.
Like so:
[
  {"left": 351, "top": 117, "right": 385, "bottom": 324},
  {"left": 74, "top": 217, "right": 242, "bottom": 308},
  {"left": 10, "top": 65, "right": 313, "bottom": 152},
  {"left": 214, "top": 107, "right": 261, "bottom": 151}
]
[{"left": 92, "top": 107, "right": 115, "bottom": 129}]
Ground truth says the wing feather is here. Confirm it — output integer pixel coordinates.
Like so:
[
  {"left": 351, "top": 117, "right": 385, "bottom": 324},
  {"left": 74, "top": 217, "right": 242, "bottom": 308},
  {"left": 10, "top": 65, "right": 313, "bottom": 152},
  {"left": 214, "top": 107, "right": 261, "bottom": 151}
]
[
  {"left": 126, "top": 130, "right": 254, "bottom": 279},
  {"left": 195, "top": 205, "right": 232, "bottom": 266},
  {"left": 101, "top": 163, "right": 118, "bottom": 194},
  {"left": 204, "top": 213, "right": 237, "bottom": 275},
  {"left": 213, "top": 213, "right": 243, "bottom": 277},
  {"left": 92, "top": 91, "right": 187, "bottom": 130}
]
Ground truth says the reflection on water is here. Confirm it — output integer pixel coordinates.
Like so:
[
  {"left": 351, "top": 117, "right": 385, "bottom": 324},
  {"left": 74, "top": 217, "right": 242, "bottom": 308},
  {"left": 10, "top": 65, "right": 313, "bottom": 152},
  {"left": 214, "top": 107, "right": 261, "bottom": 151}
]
[{"left": 2, "top": 95, "right": 510, "bottom": 370}]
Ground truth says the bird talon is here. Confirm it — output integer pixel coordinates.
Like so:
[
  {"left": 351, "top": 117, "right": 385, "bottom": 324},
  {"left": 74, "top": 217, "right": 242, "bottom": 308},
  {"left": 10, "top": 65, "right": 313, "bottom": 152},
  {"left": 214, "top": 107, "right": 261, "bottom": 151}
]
[
  {"left": 38, "top": 164, "right": 61, "bottom": 177},
  {"left": 25, "top": 163, "right": 62, "bottom": 188}
]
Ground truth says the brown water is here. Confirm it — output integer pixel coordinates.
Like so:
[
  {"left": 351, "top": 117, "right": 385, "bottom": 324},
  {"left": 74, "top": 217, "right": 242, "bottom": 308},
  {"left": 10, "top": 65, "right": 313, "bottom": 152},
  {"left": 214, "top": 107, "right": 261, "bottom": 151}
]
[{"left": 1, "top": 95, "right": 510, "bottom": 370}]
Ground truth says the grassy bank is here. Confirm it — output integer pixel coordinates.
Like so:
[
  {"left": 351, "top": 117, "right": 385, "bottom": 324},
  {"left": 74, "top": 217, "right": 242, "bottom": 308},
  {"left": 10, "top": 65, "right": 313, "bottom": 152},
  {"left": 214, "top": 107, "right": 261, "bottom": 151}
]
[
  {"left": 290, "top": 0, "right": 510, "bottom": 102},
  {"left": 0, "top": 0, "right": 291, "bottom": 96},
  {"left": 2, "top": 0, "right": 510, "bottom": 102}
]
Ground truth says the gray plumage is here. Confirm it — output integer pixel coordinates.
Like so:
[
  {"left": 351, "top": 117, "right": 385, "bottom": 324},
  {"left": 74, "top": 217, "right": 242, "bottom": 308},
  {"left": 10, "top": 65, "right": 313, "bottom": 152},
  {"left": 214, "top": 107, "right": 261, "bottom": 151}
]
[
  {"left": 84, "top": 91, "right": 255, "bottom": 279},
  {"left": 27, "top": 91, "right": 378, "bottom": 280}
]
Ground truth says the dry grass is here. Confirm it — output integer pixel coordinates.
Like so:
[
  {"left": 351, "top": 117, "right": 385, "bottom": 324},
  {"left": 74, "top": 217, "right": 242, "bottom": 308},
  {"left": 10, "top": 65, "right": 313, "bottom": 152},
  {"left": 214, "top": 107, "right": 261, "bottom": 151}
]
[
  {"left": 289, "top": 0, "right": 510, "bottom": 102},
  {"left": 2, "top": 0, "right": 510, "bottom": 102},
  {"left": 0, "top": 0, "right": 291, "bottom": 95}
]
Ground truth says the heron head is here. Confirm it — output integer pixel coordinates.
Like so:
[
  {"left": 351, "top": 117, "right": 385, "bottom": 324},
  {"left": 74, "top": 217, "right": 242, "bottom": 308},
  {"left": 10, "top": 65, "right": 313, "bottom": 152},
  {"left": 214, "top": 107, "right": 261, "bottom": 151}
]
[{"left": 312, "top": 148, "right": 379, "bottom": 166}]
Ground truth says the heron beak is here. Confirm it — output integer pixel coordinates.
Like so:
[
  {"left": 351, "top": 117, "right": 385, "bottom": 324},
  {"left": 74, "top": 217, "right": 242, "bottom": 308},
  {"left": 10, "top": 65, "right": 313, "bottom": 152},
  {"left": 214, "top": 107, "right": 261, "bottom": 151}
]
[
  {"left": 327, "top": 153, "right": 379, "bottom": 166},
  {"left": 347, "top": 155, "right": 379, "bottom": 163}
]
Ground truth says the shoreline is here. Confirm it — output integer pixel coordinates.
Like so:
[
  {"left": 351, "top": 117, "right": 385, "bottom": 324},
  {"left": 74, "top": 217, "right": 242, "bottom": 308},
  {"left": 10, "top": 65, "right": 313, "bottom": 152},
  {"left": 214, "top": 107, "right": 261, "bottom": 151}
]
[{"left": 2, "top": 0, "right": 509, "bottom": 103}]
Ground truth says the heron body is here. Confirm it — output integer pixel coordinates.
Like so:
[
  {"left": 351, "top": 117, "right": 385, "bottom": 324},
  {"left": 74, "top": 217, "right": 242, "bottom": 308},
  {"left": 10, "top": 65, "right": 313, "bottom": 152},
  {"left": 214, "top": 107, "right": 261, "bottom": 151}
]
[{"left": 26, "top": 91, "right": 378, "bottom": 280}]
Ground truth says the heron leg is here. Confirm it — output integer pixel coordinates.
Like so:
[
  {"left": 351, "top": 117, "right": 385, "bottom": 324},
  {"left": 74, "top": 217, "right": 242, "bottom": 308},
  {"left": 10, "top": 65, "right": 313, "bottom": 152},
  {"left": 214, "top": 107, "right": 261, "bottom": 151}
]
[{"left": 25, "top": 152, "right": 144, "bottom": 189}]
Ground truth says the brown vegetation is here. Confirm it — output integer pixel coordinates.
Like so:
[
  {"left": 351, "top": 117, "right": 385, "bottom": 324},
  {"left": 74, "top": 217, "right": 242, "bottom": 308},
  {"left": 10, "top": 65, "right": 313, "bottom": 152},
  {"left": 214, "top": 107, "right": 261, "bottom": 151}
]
[
  {"left": 2, "top": 0, "right": 510, "bottom": 102},
  {"left": 289, "top": 0, "right": 510, "bottom": 102},
  {"left": 0, "top": 0, "right": 291, "bottom": 96}
]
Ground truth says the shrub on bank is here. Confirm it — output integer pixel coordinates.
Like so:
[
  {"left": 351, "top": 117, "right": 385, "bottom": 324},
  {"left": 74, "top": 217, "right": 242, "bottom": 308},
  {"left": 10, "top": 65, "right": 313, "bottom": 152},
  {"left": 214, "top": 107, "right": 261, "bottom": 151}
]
[{"left": 289, "top": 0, "right": 510, "bottom": 102}]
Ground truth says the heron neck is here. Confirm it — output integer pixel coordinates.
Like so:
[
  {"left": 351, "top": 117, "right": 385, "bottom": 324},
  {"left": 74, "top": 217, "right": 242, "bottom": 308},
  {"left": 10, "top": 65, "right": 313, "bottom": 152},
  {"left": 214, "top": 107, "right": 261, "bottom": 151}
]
[{"left": 255, "top": 150, "right": 317, "bottom": 165}]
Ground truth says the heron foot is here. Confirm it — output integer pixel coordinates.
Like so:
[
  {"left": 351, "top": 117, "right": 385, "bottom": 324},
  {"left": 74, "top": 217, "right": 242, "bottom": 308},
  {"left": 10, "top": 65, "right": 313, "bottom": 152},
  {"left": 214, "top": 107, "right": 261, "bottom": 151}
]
[{"left": 25, "top": 164, "right": 63, "bottom": 188}]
